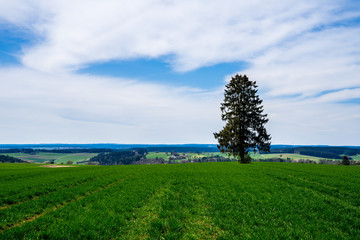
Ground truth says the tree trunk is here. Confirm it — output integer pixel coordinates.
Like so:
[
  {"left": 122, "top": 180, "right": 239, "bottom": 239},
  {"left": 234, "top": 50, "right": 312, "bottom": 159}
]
[{"left": 239, "top": 151, "right": 245, "bottom": 163}]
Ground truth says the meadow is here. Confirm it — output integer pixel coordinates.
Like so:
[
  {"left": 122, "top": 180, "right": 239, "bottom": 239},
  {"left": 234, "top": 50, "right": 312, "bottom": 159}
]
[
  {"left": 3, "top": 150, "right": 349, "bottom": 165},
  {"left": 4, "top": 152, "right": 97, "bottom": 164},
  {"left": 0, "top": 162, "right": 359, "bottom": 239},
  {"left": 146, "top": 151, "right": 341, "bottom": 163}
]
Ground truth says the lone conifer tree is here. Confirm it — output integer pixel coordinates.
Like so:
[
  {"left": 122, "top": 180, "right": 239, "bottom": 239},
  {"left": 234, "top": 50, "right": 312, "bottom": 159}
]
[
  {"left": 342, "top": 155, "right": 350, "bottom": 165},
  {"left": 214, "top": 74, "right": 271, "bottom": 163}
]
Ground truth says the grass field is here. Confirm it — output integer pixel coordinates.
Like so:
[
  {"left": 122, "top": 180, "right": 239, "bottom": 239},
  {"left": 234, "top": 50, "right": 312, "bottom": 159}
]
[
  {"left": 4, "top": 152, "right": 97, "bottom": 164},
  {"left": 145, "top": 151, "right": 342, "bottom": 162},
  {"left": 250, "top": 153, "right": 332, "bottom": 162},
  {"left": 4, "top": 151, "right": 355, "bottom": 165},
  {"left": 0, "top": 162, "right": 359, "bottom": 239},
  {"left": 146, "top": 152, "right": 230, "bottom": 162},
  {"left": 53, "top": 153, "right": 98, "bottom": 164},
  {"left": 145, "top": 152, "right": 170, "bottom": 160}
]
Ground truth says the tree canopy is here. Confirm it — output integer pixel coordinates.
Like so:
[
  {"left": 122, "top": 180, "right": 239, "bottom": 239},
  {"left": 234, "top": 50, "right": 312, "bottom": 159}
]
[
  {"left": 342, "top": 155, "right": 350, "bottom": 165},
  {"left": 214, "top": 74, "right": 271, "bottom": 163}
]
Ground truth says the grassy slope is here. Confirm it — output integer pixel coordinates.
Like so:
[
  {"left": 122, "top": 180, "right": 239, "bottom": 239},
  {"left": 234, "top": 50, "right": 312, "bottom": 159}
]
[
  {"left": 4, "top": 153, "right": 97, "bottom": 164},
  {"left": 1, "top": 162, "right": 360, "bottom": 239},
  {"left": 146, "top": 152, "right": 169, "bottom": 160},
  {"left": 146, "top": 151, "right": 339, "bottom": 162},
  {"left": 250, "top": 153, "right": 330, "bottom": 161},
  {"left": 54, "top": 153, "right": 98, "bottom": 164},
  {"left": 146, "top": 152, "right": 231, "bottom": 162}
]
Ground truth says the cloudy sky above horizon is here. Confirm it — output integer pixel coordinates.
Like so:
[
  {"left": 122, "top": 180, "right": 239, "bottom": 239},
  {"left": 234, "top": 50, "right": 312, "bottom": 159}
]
[{"left": 0, "top": 0, "right": 360, "bottom": 145}]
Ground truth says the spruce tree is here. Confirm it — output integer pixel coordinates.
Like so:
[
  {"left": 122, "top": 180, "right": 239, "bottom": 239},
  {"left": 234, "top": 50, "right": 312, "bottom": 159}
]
[
  {"left": 214, "top": 74, "right": 271, "bottom": 163},
  {"left": 342, "top": 155, "right": 350, "bottom": 165}
]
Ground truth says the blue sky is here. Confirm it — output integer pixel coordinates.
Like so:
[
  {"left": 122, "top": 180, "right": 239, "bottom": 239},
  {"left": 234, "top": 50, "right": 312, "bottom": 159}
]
[
  {"left": 0, "top": 29, "right": 246, "bottom": 90},
  {"left": 0, "top": 0, "right": 359, "bottom": 145},
  {"left": 0, "top": 25, "right": 27, "bottom": 66},
  {"left": 78, "top": 59, "right": 248, "bottom": 89},
  {"left": 1, "top": 26, "right": 248, "bottom": 89}
]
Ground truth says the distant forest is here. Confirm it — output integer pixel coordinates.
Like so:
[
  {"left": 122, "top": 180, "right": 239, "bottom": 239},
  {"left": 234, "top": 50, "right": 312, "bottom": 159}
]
[
  {"left": 88, "top": 149, "right": 148, "bottom": 165},
  {"left": 266, "top": 147, "right": 360, "bottom": 159},
  {"left": 1, "top": 145, "right": 360, "bottom": 164},
  {"left": 0, "top": 155, "right": 25, "bottom": 163},
  {"left": 1, "top": 144, "right": 360, "bottom": 157}
]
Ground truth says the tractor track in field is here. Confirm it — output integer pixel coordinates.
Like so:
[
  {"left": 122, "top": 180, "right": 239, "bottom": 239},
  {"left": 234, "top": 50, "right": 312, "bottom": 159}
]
[
  {"left": 267, "top": 172, "right": 360, "bottom": 213},
  {"left": 264, "top": 167, "right": 360, "bottom": 203},
  {"left": 0, "top": 174, "right": 137, "bottom": 233},
  {"left": 0, "top": 175, "right": 103, "bottom": 210}
]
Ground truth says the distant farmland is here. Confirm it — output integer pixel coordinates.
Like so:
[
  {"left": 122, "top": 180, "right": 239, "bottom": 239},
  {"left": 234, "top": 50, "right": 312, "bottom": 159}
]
[
  {"left": 2, "top": 145, "right": 360, "bottom": 165},
  {"left": 2, "top": 151, "right": 352, "bottom": 165},
  {"left": 145, "top": 151, "right": 343, "bottom": 163},
  {"left": 1, "top": 162, "right": 359, "bottom": 239},
  {"left": 4, "top": 152, "right": 97, "bottom": 164}
]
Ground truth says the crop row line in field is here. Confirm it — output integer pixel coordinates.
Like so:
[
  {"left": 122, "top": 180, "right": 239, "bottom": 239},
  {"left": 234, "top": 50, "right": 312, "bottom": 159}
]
[
  {"left": 123, "top": 183, "right": 172, "bottom": 238},
  {"left": 0, "top": 173, "right": 138, "bottom": 232},
  {"left": 260, "top": 163, "right": 318, "bottom": 176},
  {"left": 0, "top": 196, "right": 40, "bottom": 211},
  {"left": 0, "top": 176, "right": 100, "bottom": 209},
  {"left": 0, "top": 173, "right": 93, "bottom": 203},
  {"left": 182, "top": 186, "right": 226, "bottom": 239},
  {"left": 262, "top": 163, "right": 360, "bottom": 183},
  {"left": 262, "top": 164, "right": 360, "bottom": 194},
  {"left": 284, "top": 173, "right": 352, "bottom": 196},
  {"left": 0, "top": 170, "right": 54, "bottom": 182},
  {"left": 121, "top": 174, "right": 226, "bottom": 239},
  {"left": 266, "top": 168, "right": 360, "bottom": 208},
  {"left": 269, "top": 172, "right": 360, "bottom": 214}
]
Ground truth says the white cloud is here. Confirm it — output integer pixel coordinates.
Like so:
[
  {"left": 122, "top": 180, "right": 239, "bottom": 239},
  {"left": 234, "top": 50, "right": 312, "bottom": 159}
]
[
  {"left": 0, "top": 0, "right": 346, "bottom": 73},
  {"left": 0, "top": 0, "right": 359, "bottom": 145},
  {"left": 316, "top": 88, "right": 360, "bottom": 103},
  {"left": 248, "top": 26, "right": 360, "bottom": 98},
  {"left": 0, "top": 67, "right": 222, "bottom": 143},
  {"left": 263, "top": 97, "right": 360, "bottom": 145}
]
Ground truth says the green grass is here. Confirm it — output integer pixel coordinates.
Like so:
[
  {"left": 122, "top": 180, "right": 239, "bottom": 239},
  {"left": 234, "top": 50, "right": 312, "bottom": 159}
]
[
  {"left": 4, "top": 152, "right": 97, "bottom": 164},
  {"left": 145, "top": 151, "right": 338, "bottom": 162},
  {"left": 250, "top": 152, "right": 336, "bottom": 162},
  {"left": 186, "top": 152, "right": 229, "bottom": 158},
  {"left": 350, "top": 155, "right": 360, "bottom": 160},
  {"left": 1, "top": 162, "right": 360, "bottom": 239},
  {"left": 145, "top": 152, "right": 170, "bottom": 160},
  {"left": 54, "top": 153, "right": 98, "bottom": 164}
]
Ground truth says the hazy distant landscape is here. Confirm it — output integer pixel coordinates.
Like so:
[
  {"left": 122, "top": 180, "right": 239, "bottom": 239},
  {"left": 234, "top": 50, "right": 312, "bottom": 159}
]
[{"left": 1, "top": 144, "right": 360, "bottom": 165}]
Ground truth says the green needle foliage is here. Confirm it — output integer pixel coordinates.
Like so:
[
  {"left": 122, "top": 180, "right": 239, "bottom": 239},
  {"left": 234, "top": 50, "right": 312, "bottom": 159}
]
[
  {"left": 342, "top": 155, "right": 350, "bottom": 165},
  {"left": 214, "top": 74, "right": 271, "bottom": 163}
]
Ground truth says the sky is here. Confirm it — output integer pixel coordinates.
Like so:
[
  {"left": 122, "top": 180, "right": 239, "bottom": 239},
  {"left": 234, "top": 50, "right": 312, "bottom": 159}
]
[{"left": 0, "top": 0, "right": 359, "bottom": 145}]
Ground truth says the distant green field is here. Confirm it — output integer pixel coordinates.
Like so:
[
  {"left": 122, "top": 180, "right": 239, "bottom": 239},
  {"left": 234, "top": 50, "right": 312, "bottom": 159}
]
[
  {"left": 54, "top": 153, "right": 98, "bottom": 164},
  {"left": 250, "top": 153, "right": 334, "bottom": 162},
  {"left": 1, "top": 162, "right": 359, "bottom": 239},
  {"left": 187, "top": 152, "right": 229, "bottom": 158},
  {"left": 146, "top": 152, "right": 231, "bottom": 162},
  {"left": 145, "top": 151, "right": 339, "bottom": 162},
  {"left": 145, "top": 152, "right": 169, "bottom": 160},
  {"left": 4, "top": 152, "right": 97, "bottom": 164}
]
